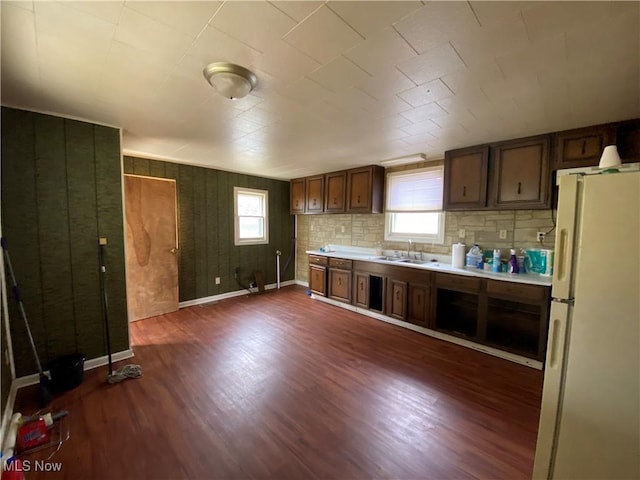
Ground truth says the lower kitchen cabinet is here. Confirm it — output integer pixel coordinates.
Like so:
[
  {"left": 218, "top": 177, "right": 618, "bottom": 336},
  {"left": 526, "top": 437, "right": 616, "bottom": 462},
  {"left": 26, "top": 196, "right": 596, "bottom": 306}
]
[
  {"left": 328, "top": 257, "right": 352, "bottom": 304},
  {"left": 308, "top": 255, "right": 328, "bottom": 296},
  {"left": 435, "top": 289, "right": 480, "bottom": 338},
  {"left": 386, "top": 279, "right": 407, "bottom": 320},
  {"left": 407, "top": 283, "right": 430, "bottom": 327},
  {"left": 353, "top": 272, "right": 369, "bottom": 308}
]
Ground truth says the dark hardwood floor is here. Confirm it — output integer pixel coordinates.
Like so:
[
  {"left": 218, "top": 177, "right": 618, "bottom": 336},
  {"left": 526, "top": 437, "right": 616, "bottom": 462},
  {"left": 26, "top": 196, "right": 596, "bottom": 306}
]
[{"left": 16, "top": 285, "right": 543, "bottom": 479}]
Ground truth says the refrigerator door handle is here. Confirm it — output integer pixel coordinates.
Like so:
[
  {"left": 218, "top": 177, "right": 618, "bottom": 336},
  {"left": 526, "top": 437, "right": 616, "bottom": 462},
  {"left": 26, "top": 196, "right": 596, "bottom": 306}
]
[{"left": 552, "top": 175, "right": 579, "bottom": 300}]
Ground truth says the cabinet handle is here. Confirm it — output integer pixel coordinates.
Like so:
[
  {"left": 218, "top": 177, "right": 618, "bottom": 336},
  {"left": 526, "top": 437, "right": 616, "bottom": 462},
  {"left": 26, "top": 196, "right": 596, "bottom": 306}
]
[
  {"left": 333, "top": 197, "right": 337, "bottom": 205},
  {"left": 295, "top": 200, "right": 299, "bottom": 207},
  {"left": 313, "top": 199, "right": 316, "bottom": 206},
  {"left": 581, "top": 140, "right": 586, "bottom": 155},
  {"left": 357, "top": 194, "right": 361, "bottom": 204},
  {"left": 338, "top": 278, "right": 342, "bottom": 286},
  {"left": 396, "top": 290, "right": 400, "bottom": 300},
  {"left": 360, "top": 282, "right": 364, "bottom": 291},
  {"left": 463, "top": 185, "right": 467, "bottom": 197},
  {"left": 517, "top": 182, "right": 522, "bottom": 194}
]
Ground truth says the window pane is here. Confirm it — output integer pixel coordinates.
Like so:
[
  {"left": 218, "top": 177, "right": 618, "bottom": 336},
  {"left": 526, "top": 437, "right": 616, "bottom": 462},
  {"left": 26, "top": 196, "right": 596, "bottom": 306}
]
[
  {"left": 386, "top": 166, "right": 443, "bottom": 212},
  {"left": 391, "top": 212, "right": 439, "bottom": 235},
  {"left": 237, "top": 193, "right": 263, "bottom": 216},
  {"left": 239, "top": 217, "right": 263, "bottom": 239}
]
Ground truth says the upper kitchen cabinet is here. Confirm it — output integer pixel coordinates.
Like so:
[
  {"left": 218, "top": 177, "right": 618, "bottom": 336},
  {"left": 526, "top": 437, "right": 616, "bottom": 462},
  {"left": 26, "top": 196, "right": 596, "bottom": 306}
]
[
  {"left": 444, "top": 146, "right": 489, "bottom": 210},
  {"left": 346, "top": 165, "right": 384, "bottom": 214},
  {"left": 616, "top": 119, "right": 640, "bottom": 162},
  {"left": 305, "top": 175, "right": 325, "bottom": 213},
  {"left": 553, "top": 124, "right": 616, "bottom": 169},
  {"left": 324, "top": 171, "right": 346, "bottom": 213},
  {"left": 290, "top": 178, "right": 305, "bottom": 214},
  {"left": 490, "top": 135, "right": 551, "bottom": 209}
]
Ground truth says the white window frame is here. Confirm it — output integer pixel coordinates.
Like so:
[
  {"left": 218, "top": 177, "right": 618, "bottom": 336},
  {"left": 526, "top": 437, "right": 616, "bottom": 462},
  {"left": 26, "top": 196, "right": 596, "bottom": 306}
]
[
  {"left": 384, "top": 166, "right": 445, "bottom": 244},
  {"left": 234, "top": 186, "right": 269, "bottom": 246}
]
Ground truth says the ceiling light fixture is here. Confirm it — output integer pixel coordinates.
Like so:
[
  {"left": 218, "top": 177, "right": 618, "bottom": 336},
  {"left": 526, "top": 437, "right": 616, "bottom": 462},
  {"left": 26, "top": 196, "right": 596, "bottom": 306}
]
[
  {"left": 203, "top": 62, "right": 257, "bottom": 100},
  {"left": 380, "top": 153, "right": 427, "bottom": 167}
]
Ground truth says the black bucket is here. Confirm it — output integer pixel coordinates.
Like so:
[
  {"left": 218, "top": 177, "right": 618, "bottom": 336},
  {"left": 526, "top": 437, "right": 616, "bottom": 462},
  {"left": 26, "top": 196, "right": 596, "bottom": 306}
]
[{"left": 49, "top": 353, "right": 86, "bottom": 391}]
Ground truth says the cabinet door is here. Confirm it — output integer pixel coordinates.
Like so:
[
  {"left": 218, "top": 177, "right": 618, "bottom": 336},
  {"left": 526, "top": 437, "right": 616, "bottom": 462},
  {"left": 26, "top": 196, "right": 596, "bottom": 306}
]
[
  {"left": 490, "top": 136, "right": 551, "bottom": 209},
  {"left": 353, "top": 272, "right": 369, "bottom": 308},
  {"left": 553, "top": 125, "right": 615, "bottom": 169},
  {"left": 329, "top": 269, "right": 352, "bottom": 303},
  {"left": 324, "top": 171, "right": 346, "bottom": 213},
  {"left": 387, "top": 279, "right": 407, "bottom": 320},
  {"left": 305, "top": 175, "right": 324, "bottom": 213},
  {"left": 346, "top": 166, "right": 384, "bottom": 213},
  {"left": 616, "top": 119, "right": 640, "bottom": 162},
  {"left": 407, "top": 283, "right": 430, "bottom": 327},
  {"left": 290, "top": 178, "right": 305, "bottom": 214},
  {"left": 444, "top": 146, "right": 489, "bottom": 210},
  {"left": 309, "top": 265, "right": 326, "bottom": 296}
]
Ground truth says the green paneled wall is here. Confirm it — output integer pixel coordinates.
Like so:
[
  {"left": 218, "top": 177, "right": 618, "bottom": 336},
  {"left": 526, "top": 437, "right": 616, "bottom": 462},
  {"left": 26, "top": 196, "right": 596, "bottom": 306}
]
[
  {"left": 123, "top": 156, "right": 295, "bottom": 301},
  {"left": 1, "top": 107, "right": 129, "bottom": 379}
]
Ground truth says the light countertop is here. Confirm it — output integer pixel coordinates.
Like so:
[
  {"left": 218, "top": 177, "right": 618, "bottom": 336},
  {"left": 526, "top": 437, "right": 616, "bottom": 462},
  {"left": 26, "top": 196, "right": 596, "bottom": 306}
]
[{"left": 306, "top": 248, "right": 552, "bottom": 287}]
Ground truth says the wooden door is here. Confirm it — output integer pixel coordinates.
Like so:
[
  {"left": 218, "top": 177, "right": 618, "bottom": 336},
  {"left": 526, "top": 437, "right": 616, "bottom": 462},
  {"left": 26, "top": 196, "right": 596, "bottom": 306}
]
[
  {"left": 305, "top": 175, "right": 324, "bottom": 213},
  {"left": 346, "top": 167, "right": 372, "bottom": 212},
  {"left": 324, "top": 171, "right": 346, "bottom": 213},
  {"left": 353, "top": 272, "right": 369, "bottom": 308},
  {"left": 309, "top": 265, "right": 326, "bottom": 296},
  {"left": 408, "top": 283, "right": 430, "bottom": 327},
  {"left": 328, "top": 269, "right": 351, "bottom": 303},
  {"left": 124, "top": 175, "right": 178, "bottom": 321},
  {"left": 387, "top": 279, "right": 407, "bottom": 320},
  {"left": 290, "top": 178, "right": 305, "bottom": 214},
  {"left": 444, "top": 146, "right": 489, "bottom": 210}
]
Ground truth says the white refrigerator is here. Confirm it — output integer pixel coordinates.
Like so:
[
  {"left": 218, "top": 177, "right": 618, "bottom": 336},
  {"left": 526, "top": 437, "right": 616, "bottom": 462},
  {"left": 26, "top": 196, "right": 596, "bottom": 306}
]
[{"left": 532, "top": 170, "right": 640, "bottom": 479}]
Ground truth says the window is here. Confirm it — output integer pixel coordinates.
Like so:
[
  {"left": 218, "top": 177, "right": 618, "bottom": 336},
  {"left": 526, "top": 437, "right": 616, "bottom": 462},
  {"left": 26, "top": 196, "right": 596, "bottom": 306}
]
[
  {"left": 384, "top": 166, "right": 445, "bottom": 243},
  {"left": 234, "top": 187, "right": 269, "bottom": 245}
]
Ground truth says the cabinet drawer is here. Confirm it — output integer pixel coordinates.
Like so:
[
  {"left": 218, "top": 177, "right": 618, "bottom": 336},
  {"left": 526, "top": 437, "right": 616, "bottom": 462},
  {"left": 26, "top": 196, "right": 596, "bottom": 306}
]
[
  {"left": 435, "top": 273, "right": 481, "bottom": 292},
  {"left": 486, "top": 280, "right": 546, "bottom": 301},
  {"left": 309, "top": 255, "right": 328, "bottom": 266},
  {"left": 329, "top": 258, "right": 352, "bottom": 269}
]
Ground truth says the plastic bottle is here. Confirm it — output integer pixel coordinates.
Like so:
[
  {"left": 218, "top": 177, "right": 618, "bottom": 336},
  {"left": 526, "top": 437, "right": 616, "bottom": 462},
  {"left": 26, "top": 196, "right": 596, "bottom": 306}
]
[
  {"left": 492, "top": 249, "right": 501, "bottom": 273},
  {"left": 508, "top": 249, "right": 519, "bottom": 274},
  {"left": 466, "top": 244, "right": 482, "bottom": 268}
]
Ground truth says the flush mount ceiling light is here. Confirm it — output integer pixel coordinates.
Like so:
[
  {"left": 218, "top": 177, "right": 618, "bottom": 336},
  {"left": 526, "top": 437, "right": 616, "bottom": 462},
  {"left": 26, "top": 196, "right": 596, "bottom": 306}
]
[
  {"left": 380, "top": 153, "right": 427, "bottom": 167},
  {"left": 203, "top": 62, "right": 257, "bottom": 100}
]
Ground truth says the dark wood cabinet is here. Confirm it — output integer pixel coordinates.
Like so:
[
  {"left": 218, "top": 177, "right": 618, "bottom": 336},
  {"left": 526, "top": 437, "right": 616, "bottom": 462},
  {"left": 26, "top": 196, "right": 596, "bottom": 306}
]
[
  {"left": 407, "top": 283, "right": 430, "bottom": 327},
  {"left": 553, "top": 125, "right": 616, "bottom": 169},
  {"left": 616, "top": 119, "right": 640, "bottom": 162},
  {"left": 328, "top": 257, "right": 352, "bottom": 304},
  {"left": 308, "top": 255, "right": 328, "bottom": 296},
  {"left": 386, "top": 279, "right": 407, "bottom": 320},
  {"left": 490, "top": 135, "right": 551, "bottom": 209},
  {"left": 346, "top": 165, "right": 384, "bottom": 213},
  {"left": 290, "top": 178, "right": 305, "bottom": 214},
  {"left": 444, "top": 146, "right": 489, "bottom": 210},
  {"left": 353, "top": 272, "right": 369, "bottom": 308},
  {"left": 324, "top": 171, "right": 346, "bottom": 213},
  {"left": 305, "top": 175, "right": 324, "bottom": 213},
  {"left": 433, "top": 273, "right": 482, "bottom": 339}
]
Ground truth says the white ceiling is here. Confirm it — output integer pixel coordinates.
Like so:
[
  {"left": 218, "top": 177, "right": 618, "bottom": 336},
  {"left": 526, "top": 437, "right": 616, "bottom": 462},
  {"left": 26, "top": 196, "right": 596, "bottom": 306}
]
[{"left": 1, "top": 1, "right": 639, "bottom": 180}]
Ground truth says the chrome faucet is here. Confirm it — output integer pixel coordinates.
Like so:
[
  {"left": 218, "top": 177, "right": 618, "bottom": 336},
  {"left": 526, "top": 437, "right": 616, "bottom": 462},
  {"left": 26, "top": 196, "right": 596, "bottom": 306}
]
[{"left": 407, "top": 239, "right": 412, "bottom": 258}]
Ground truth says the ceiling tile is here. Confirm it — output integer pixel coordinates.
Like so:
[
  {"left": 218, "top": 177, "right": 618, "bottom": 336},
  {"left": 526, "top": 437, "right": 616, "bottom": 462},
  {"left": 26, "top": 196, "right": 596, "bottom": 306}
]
[
  {"left": 396, "top": 43, "right": 465, "bottom": 85},
  {"left": 307, "top": 56, "right": 371, "bottom": 93},
  {"left": 210, "top": 2, "right": 296, "bottom": 53},
  {"left": 253, "top": 40, "right": 321, "bottom": 84},
  {"left": 495, "top": 33, "right": 566, "bottom": 79},
  {"left": 283, "top": 5, "right": 363, "bottom": 64},
  {"left": 270, "top": 1, "right": 323, "bottom": 22},
  {"left": 63, "top": 1, "right": 124, "bottom": 24},
  {"left": 440, "top": 60, "right": 504, "bottom": 95},
  {"left": 278, "top": 77, "right": 334, "bottom": 105},
  {"left": 452, "top": 16, "right": 529, "bottom": 67},
  {"left": 355, "top": 68, "right": 415, "bottom": 100},
  {"left": 124, "top": 1, "right": 222, "bottom": 38},
  {"left": 522, "top": 2, "right": 612, "bottom": 42},
  {"left": 468, "top": 1, "right": 537, "bottom": 27},
  {"left": 1, "top": 3, "right": 39, "bottom": 85},
  {"left": 362, "top": 96, "right": 413, "bottom": 118},
  {"left": 400, "top": 101, "right": 449, "bottom": 123},
  {"left": 2, "top": 1, "right": 34, "bottom": 12},
  {"left": 344, "top": 27, "right": 416, "bottom": 75},
  {"left": 397, "top": 79, "right": 453, "bottom": 108},
  {"left": 114, "top": 6, "right": 194, "bottom": 59},
  {"left": 186, "top": 26, "right": 262, "bottom": 71},
  {"left": 34, "top": 1, "right": 117, "bottom": 43},
  {"left": 401, "top": 119, "right": 441, "bottom": 136},
  {"left": 394, "top": 2, "right": 479, "bottom": 54},
  {"left": 327, "top": 1, "right": 422, "bottom": 38}
]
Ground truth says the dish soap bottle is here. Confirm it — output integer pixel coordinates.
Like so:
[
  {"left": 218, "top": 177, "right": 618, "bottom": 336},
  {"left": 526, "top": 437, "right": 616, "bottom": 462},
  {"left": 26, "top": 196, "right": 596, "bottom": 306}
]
[{"left": 508, "top": 249, "right": 519, "bottom": 274}]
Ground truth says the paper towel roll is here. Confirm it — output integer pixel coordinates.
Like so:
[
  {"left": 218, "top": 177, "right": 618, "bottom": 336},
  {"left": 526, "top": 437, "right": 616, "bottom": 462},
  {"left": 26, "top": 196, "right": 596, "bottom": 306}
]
[{"left": 452, "top": 243, "right": 466, "bottom": 269}]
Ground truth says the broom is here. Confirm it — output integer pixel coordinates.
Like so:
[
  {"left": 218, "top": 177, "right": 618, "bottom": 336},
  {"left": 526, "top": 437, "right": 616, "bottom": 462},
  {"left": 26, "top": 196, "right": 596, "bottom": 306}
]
[
  {"left": 98, "top": 239, "right": 142, "bottom": 384},
  {"left": 1, "top": 237, "right": 52, "bottom": 406}
]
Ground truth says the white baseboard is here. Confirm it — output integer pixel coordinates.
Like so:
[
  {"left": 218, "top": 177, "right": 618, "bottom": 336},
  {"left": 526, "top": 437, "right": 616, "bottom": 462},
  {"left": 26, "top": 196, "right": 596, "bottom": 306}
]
[
  {"left": 1, "top": 348, "right": 134, "bottom": 455},
  {"left": 310, "top": 294, "right": 543, "bottom": 370},
  {"left": 179, "top": 280, "right": 298, "bottom": 308}
]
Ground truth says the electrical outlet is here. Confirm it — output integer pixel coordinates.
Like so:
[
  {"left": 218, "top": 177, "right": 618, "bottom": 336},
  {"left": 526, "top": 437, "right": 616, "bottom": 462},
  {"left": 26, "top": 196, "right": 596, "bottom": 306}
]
[
  {"left": 458, "top": 229, "right": 465, "bottom": 238},
  {"left": 537, "top": 232, "right": 546, "bottom": 242},
  {"left": 499, "top": 229, "right": 507, "bottom": 240},
  {"left": 215, "top": 277, "right": 221, "bottom": 285}
]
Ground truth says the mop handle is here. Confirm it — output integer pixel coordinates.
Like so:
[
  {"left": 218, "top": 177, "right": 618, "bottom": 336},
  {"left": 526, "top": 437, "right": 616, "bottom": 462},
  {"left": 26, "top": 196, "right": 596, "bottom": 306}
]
[
  {"left": 99, "top": 242, "right": 114, "bottom": 376},
  {"left": 1, "top": 237, "right": 44, "bottom": 374}
]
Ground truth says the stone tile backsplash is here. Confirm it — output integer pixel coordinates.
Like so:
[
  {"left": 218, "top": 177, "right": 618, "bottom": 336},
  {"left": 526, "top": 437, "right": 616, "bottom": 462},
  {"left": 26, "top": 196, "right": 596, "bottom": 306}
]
[{"left": 296, "top": 209, "right": 556, "bottom": 281}]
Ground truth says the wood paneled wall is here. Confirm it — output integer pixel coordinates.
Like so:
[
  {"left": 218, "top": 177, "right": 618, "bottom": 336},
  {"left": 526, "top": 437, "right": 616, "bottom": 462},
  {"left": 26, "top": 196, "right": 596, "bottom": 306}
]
[
  {"left": 1, "top": 107, "right": 128, "bottom": 380},
  {"left": 123, "top": 157, "right": 295, "bottom": 302}
]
